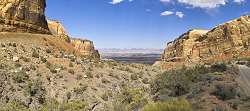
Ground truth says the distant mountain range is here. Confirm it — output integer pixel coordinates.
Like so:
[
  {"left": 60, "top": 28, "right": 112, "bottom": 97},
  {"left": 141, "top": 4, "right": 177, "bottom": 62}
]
[
  {"left": 98, "top": 48, "right": 163, "bottom": 64},
  {"left": 98, "top": 48, "right": 163, "bottom": 55}
]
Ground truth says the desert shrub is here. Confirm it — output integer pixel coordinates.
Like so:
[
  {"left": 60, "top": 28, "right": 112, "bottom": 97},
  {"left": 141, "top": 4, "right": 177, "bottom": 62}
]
[
  {"left": 61, "top": 100, "right": 87, "bottom": 111},
  {"left": 101, "top": 92, "right": 110, "bottom": 101},
  {"left": 12, "top": 71, "right": 29, "bottom": 83},
  {"left": 21, "top": 56, "right": 31, "bottom": 62},
  {"left": 41, "top": 99, "right": 87, "bottom": 111},
  {"left": 86, "top": 71, "right": 93, "bottom": 78},
  {"left": 142, "top": 78, "right": 149, "bottom": 84},
  {"left": 15, "top": 62, "right": 22, "bottom": 68},
  {"left": 101, "top": 78, "right": 110, "bottom": 84},
  {"left": 30, "top": 64, "right": 37, "bottom": 70},
  {"left": 151, "top": 65, "right": 210, "bottom": 97},
  {"left": 247, "top": 62, "right": 250, "bottom": 67},
  {"left": 24, "top": 79, "right": 46, "bottom": 104},
  {"left": 45, "top": 48, "right": 52, "bottom": 53},
  {"left": 1, "top": 43, "right": 5, "bottom": 47},
  {"left": 40, "top": 99, "right": 60, "bottom": 111},
  {"left": 40, "top": 56, "right": 47, "bottom": 63},
  {"left": 151, "top": 70, "right": 191, "bottom": 97},
  {"left": 50, "top": 68, "right": 57, "bottom": 74},
  {"left": 0, "top": 64, "right": 5, "bottom": 69},
  {"left": 246, "top": 58, "right": 250, "bottom": 67},
  {"left": 112, "top": 88, "right": 148, "bottom": 111},
  {"left": 46, "top": 62, "right": 52, "bottom": 68},
  {"left": 142, "top": 98, "right": 192, "bottom": 111},
  {"left": 131, "top": 74, "right": 138, "bottom": 80},
  {"left": 212, "top": 106, "right": 232, "bottom": 111},
  {"left": 32, "top": 51, "right": 40, "bottom": 58},
  {"left": 1, "top": 100, "right": 29, "bottom": 111},
  {"left": 12, "top": 43, "right": 17, "bottom": 47},
  {"left": 68, "top": 69, "right": 75, "bottom": 74},
  {"left": 211, "top": 63, "right": 227, "bottom": 72},
  {"left": 69, "top": 62, "right": 74, "bottom": 67},
  {"left": 73, "top": 85, "right": 88, "bottom": 95},
  {"left": 76, "top": 74, "right": 83, "bottom": 80},
  {"left": 212, "top": 83, "right": 238, "bottom": 100}
]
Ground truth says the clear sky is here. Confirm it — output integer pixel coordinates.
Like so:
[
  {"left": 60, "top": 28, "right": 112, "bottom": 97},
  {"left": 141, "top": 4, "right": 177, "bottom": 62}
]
[{"left": 46, "top": 0, "right": 250, "bottom": 49}]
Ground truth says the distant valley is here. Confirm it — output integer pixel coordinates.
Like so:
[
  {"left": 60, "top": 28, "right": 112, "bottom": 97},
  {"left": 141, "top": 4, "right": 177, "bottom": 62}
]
[{"left": 99, "top": 48, "right": 163, "bottom": 64}]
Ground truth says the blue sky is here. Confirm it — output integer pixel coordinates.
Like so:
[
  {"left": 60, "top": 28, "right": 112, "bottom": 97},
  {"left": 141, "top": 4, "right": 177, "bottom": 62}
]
[{"left": 46, "top": 0, "right": 249, "bottom": 49}]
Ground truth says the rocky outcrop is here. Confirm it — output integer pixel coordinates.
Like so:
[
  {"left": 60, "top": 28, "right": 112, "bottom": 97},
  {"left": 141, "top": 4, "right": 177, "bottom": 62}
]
[
  {"left": 162, "top": 29, "right": 209, "bottom": 62},
  {"left": 71, "top": 38, "right": 100, "bottom": 59},
  {"left": 0, "top": 0, "right": 50, "bottom": 34},
  {"left": 160, "top": 15, "right": 250, "bottom": 69},
  {"left": 47, "top": 19, "right": 70, "bottom": 42}
]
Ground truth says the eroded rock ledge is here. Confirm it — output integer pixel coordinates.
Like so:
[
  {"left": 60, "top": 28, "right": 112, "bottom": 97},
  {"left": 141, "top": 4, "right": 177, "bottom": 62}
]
[
  {"left": 47, "top": 19, "right": 70, "bottom": 42},
  {"left": 0, "top": 0, "right": 50, "bottom": 34},
  {"left": 159, "top": 15, "right": 250, "bottom": 69},
  {"left": 71, "top": 38, "right": 100, "bottom": 59}
]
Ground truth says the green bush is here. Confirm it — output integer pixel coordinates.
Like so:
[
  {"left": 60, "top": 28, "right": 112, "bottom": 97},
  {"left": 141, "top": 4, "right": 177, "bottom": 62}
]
[
  {"left": 32, "top": 51, "right": 40, "bottom": 58},
  {"left": 150, "top": 65, "right": 219, "bottom": 97},
  {"left": 1, "top": 100, "right": 29, "bottom": 111},
  {"left": 24, "top": 79, "right": 46, "bottom": 104},
  {"left": 151, "top": 69, "right": 191, "bottom": 97},
  {"left": 212, "top": 83, "right": 237, "bottom": 101},
  {"left": 61, "top": 100, "right": 87, "bottom": 111},
  {"left": 131, "top": 74, "right": 138, "bottom": 80},
  {"left": 41, "top": 99, "right": 87, "bottom": 111},
  {"left": 68, "top": 69, "right": 75, "bottom": 74},
  {"left": 101, "top": 78, "right": 110, "bottom": 84},
  {"left": 76, "top": 74, "right": 83, "bottom": 80},
  {"left": 69, "top": 62, "right": 74, "bottom": 67},
  {"left": 40, "top": 56, "right": 47, "bottom": 63},
  {"left": 12, "top": 71, "right": 29, "bottom": 83},
  {"left": 86, "top": 71, "right": 93, "bottom": 78},
  {"left": 142, "top": 98, "right": 192, "bottom": 111},
  {"left": 142, "top": 78, "right": 149, "bottom": 84},
  {"left": 211, "top": 63, "right": 227, "bottom": 72},
  {"left": 21, "top": 56, "right": 31, "bottom": 62},
  {"left": 246, "top": 58, "right": 250, "bottom": 67},
  {"left": 73, "top": 85, "right": 88, "bottom": 95},
  {"left": 112, "top": 88, "right": 148, "bottom": 111}
]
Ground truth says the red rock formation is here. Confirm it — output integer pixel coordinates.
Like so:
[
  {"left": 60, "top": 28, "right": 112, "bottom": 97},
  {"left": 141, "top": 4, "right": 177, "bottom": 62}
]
[
  {"left": 71, "top": 38, "right": 100, "bottom": 59},
  {"left": 47, "top": 19, "right": 70, "bottom": 42},
  {"left": 159, "top": 15, "right": 250, "bottom": 69},
  {"left": 0, "top": 0, "right": 50, "bottom": 34}
]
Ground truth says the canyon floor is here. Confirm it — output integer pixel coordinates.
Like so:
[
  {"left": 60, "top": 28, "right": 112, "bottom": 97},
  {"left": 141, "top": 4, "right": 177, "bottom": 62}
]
[{"left": 1, "top": 32, "right": 250, "bottom": 111}]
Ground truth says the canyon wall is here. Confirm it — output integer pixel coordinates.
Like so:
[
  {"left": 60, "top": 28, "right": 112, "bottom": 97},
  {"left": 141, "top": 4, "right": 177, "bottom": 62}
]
[
  {"left": 160, "top": 15, "right": 250, "bottom": 69},
  {"left": 0, "top": 0, "right": 50, "bottom": 34},
  {"left": 47, "top": 20, "right": 70, "bottom": 42},
  {"left": 71, "top": 39, "right": 100, "bottom": 59},
  {"left": 47, "top": 20, "right": 100, "bottom": 59}
]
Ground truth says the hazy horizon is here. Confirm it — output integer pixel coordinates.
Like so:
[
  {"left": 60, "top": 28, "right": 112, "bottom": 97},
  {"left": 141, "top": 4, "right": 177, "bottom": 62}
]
[{"left": 46, "top": 0, "right": 249, "bottom": 49}]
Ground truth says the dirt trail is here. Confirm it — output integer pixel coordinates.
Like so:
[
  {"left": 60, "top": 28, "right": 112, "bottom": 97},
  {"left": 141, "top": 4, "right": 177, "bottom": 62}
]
[{"left": 238, "top": 65, "right": 250, "bottom": 96}]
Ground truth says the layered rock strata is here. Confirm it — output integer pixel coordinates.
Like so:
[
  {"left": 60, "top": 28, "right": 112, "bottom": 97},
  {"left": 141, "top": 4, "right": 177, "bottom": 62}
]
[
  {"left": 0, "top": 0, "right": 50, "bottom": 34},
  {"left": 160, "top": 15, "right": 250, "bottom": 69},
  {"left": 47, "top": 19, "right": 70, "bottom": 42},
  {"left": 71, "top": 38, "right": 100, "bottom": 59}
]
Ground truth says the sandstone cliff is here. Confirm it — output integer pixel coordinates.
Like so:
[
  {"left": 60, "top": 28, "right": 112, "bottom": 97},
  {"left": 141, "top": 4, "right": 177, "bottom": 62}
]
[
  {"left": 162, "top": 29, "right": 209, "bottom": 62},
  {"left": 160, "top": 15, "right": 250, "bottom": 69},
  {"left": 71, "top": 38, "right": 100, "bottom": 59},
  {"left": 47, "top": 20, "right": 100, "bottom": 59},
  {"left": 47, "top": 19, "right": 70, "bottom": 42},
  {"left": 0, "top": 0, "right": 50, "bottom": 34}
]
